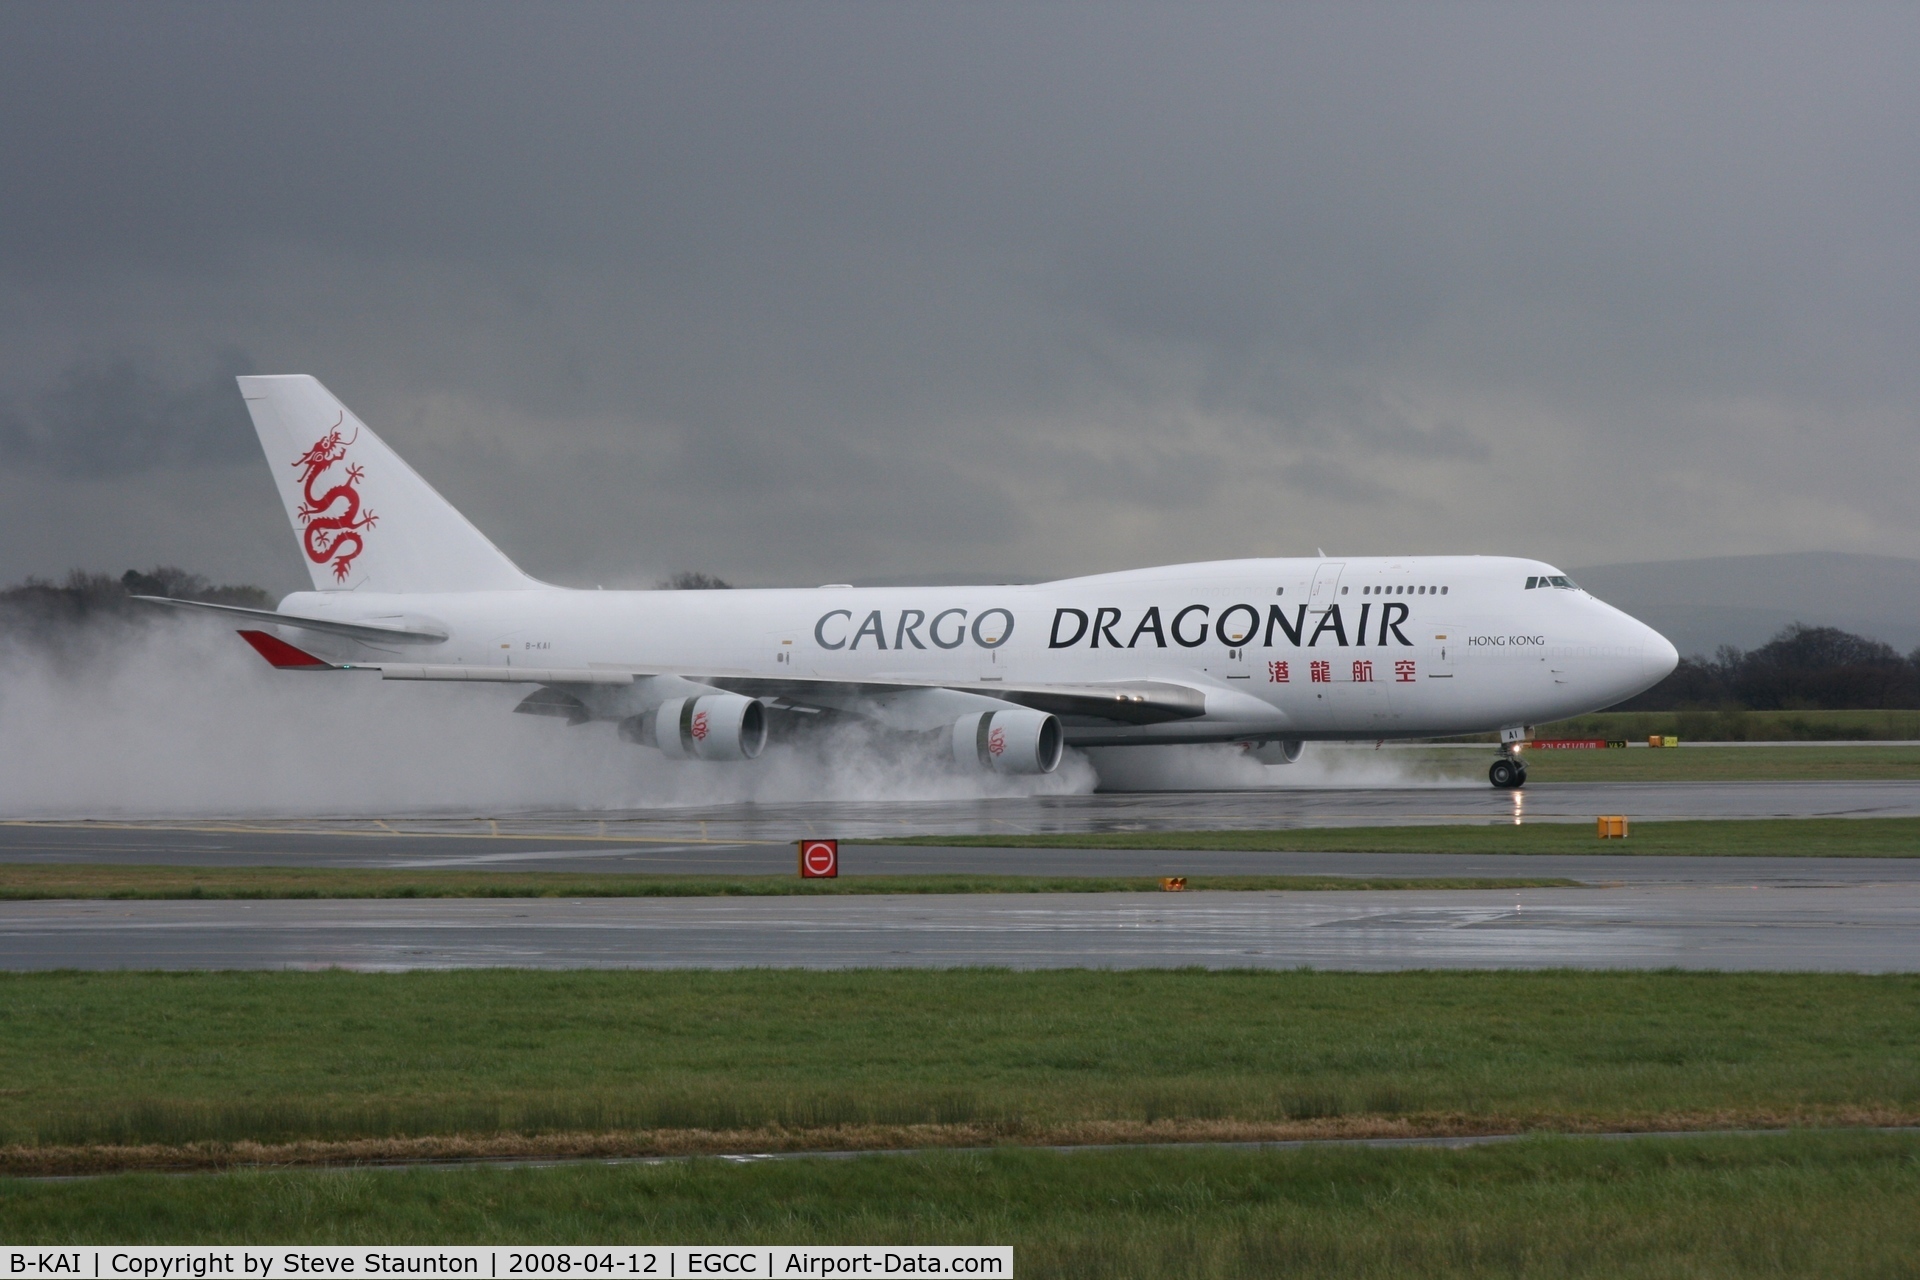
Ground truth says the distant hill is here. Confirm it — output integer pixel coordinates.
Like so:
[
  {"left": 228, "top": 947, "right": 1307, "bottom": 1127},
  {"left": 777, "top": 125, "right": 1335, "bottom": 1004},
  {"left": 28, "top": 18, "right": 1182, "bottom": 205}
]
[{"left": 1572, "top": 552, "right": 1920, "bottom": 657}]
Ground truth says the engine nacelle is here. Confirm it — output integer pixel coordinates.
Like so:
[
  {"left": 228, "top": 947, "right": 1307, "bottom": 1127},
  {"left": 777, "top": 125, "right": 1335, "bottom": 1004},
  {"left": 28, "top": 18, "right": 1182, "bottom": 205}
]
[
  {"left": 1246, "top": 739, "right": 1305, "bottom": 765},
  {"left": 621, "top": 694, "right": 767, "bottom": 762},
  {"left": 951, "top": 708, "right": 1064, "bottom": 775}
]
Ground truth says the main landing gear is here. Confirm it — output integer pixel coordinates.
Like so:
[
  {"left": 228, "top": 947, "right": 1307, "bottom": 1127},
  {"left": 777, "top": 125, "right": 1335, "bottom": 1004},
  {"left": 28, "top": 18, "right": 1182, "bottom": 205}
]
[{"left": 1489, "top": 754, "right": 1528, "bottom": 790}]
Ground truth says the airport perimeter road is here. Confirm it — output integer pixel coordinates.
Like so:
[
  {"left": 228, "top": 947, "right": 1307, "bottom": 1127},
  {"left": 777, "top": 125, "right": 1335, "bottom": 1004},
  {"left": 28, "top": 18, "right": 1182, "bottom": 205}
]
[
  {"left": 4, "top": 779, "right": 1918, "bottom": 873},
  {"left": 2, "top": 882, "right": 1916, "bottom": 971}
]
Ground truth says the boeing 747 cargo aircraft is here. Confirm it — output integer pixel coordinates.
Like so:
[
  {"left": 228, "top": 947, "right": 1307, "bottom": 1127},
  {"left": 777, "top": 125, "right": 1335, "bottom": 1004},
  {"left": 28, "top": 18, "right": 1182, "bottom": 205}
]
[{"left": 145, "top": 376, "right": 1678, "bottom": 789}]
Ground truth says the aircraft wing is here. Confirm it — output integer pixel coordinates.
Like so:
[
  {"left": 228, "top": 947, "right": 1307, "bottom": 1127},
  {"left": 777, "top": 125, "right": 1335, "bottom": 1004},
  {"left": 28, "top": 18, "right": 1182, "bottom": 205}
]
[
  {"left": 235, "top": 632, "right": 1207, "bottom": 724},
  {"left": 699, "top": 674, "right": 1206, "bottom": 725},
  {"left": 136, "top": 597, "right": 448, "bottom": 645}
]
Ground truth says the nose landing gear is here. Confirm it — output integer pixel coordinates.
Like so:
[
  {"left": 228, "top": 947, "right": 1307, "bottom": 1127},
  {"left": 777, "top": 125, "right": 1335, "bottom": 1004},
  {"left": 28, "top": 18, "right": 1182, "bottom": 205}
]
[
  {"left": 1490, "top": 726, "right": 1531, "bottom": 789},
  {"left": 1489, "top": 756, "right": 1527, "bottom": 789}
]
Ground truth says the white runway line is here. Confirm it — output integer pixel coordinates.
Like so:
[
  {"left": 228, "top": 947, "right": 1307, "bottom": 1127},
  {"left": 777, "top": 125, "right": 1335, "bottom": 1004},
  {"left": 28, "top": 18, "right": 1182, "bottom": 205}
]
[{"left": 385, "top": 846, "right": 666, "bottom": 868}]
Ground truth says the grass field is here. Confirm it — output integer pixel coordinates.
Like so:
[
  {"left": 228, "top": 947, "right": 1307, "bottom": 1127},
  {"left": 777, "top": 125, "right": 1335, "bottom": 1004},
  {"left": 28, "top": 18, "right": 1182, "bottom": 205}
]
[
  {"left": 0, "top": 866, "right": 1574, "bottom": 900},
  {"left": 1369, "top": 741, "right": 1920, "bottom": 782},
  {"left": 4, "top": 1133, "right": 1919, "bottom": 1277},
  {"left": 1533, "top": 707, "right": 1920, "bottom": 742},
  {"left": 1301, "top": 741, "right": 1920, "bottom": 782},
  {"left": 874, "top": 815, "right": 1920, "bottom": 856},
  {"left": 2, "top": 970, "right": 1916, "bottom": 1170}
]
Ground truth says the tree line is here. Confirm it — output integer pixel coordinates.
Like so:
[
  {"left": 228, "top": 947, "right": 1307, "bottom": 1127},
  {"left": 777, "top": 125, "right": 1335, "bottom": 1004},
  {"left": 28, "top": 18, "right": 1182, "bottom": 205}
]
[
  {"left": 0, "top": 567, "right": 270, "bottom": 637},
  {"left": 1618, "top": 623, "right": 1920, "bottom": 711}
]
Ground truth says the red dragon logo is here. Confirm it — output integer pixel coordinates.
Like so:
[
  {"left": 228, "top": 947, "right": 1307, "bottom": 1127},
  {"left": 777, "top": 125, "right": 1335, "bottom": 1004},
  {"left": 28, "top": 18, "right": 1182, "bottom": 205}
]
[
  {"left": 293, "top": 414, "right": 377, "bottom": 582},
  {"left": 690, "top": 710, "right": 710, "bottom": 741},
  {"left": 988, "top": 727, "right": 1007, "bottom": 757}
]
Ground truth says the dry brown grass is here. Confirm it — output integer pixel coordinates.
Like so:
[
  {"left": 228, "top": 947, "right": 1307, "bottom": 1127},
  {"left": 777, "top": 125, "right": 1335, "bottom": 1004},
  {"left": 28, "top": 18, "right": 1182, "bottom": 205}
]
[{"left": 8, "top": 1108, "right": 1916, "bottom": 1178}]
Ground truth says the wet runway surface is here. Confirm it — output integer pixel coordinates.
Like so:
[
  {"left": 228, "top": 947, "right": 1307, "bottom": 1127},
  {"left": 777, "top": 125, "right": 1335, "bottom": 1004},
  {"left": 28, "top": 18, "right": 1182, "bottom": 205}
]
[
  {"left": 10, "top": 831, "right": 1904, "bottom": 886},
  {"left": 4, "top": 779, "right": 1917, "bottom": 875},
  {"left": 4, "top": 781, "right": 1914, "bottom": 973},
  {"left": 4, "top": 883, "right": 1915, "bottom": 972}
]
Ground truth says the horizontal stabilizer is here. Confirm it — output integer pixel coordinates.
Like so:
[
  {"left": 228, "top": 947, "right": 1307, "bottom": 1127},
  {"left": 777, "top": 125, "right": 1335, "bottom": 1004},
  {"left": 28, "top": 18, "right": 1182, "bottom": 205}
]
[
  {"left": 134, "top": 596, "right": 447, "bottom": 645},
  {"left": 237, "top": 630, "right": 336, "bottom": 670}
]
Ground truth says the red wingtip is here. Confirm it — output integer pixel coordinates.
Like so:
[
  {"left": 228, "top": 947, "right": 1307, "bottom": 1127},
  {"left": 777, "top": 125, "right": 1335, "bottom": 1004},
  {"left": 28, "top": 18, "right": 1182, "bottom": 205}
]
[{"left": 237, "top": 630, "right": 333, "bottom": 669}]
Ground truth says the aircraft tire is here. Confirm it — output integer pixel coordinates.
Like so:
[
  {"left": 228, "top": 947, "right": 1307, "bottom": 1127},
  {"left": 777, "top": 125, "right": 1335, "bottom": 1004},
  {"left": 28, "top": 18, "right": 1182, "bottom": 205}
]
[{"left": 1489, "top": 758, "right": 1522, "bottom": 789}]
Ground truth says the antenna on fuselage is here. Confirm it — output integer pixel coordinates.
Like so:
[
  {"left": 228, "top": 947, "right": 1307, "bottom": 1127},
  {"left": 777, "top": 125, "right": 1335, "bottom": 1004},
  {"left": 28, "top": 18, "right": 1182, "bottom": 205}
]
[{"left": 1316, "top": 547, "right": 1326, "bottom": 558}]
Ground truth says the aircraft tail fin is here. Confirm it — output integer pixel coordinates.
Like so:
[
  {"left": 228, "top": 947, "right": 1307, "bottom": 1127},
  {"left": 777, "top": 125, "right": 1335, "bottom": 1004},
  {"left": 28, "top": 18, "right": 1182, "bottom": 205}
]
[{"left": 237, "top": 375, "right": 539, "bottom": 593}]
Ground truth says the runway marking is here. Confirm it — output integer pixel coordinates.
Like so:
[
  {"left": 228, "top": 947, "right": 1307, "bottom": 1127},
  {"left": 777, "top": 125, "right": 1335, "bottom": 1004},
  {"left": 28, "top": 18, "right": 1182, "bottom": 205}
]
[{"left": 382, "top": 847, "right": 717, "bottom": 869}]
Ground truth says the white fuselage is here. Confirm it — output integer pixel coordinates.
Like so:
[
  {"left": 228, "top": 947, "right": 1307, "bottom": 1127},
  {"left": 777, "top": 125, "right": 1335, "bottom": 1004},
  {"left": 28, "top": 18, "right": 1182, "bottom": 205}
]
[{"left": 279, "top": 554, "right": 1678, "bottom": 746}]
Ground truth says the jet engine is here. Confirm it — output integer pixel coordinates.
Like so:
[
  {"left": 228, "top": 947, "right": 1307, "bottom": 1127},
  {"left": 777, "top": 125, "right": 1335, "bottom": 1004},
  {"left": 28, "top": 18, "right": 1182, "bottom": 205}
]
[
  {"left": 952, "top": 707, "right": 1064, "bottom": 775},
  {"left": 620, "top": 694, "right": 768, "bottom": 762},
  {"left": 1246, "top": 739, "right": 1305, "bottom": 765}
]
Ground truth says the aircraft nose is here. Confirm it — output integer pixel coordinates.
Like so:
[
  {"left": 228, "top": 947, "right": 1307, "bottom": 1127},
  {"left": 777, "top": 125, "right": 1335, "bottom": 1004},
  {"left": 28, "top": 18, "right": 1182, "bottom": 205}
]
[{"left": 1641, "top": 624, "right": 1679, "bottom": 686}]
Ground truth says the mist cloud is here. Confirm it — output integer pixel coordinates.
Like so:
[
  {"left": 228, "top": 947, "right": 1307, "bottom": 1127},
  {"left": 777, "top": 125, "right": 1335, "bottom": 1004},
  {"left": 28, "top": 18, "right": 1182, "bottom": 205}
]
[{"left": 0, "top": 618, "right": 1099, "bottom": 819}]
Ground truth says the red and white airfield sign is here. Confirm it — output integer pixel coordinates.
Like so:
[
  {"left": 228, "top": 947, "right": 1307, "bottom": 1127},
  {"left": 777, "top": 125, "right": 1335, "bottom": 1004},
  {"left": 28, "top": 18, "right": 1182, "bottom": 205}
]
[{"left": 798, "top": 839, "right": 839, "bottom": 879}]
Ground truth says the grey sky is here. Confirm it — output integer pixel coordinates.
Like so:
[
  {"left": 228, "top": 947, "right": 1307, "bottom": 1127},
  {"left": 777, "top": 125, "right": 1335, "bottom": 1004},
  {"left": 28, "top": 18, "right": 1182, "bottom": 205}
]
[{"left": 1, "top": 2, "right": 1914, "bottom": 592}]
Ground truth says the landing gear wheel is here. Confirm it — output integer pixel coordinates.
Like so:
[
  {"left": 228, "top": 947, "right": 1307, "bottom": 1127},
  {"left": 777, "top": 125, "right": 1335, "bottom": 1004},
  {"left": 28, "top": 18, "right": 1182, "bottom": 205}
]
[{"left": 1489, "top": 757, "right": 1525, "bottom": 789}]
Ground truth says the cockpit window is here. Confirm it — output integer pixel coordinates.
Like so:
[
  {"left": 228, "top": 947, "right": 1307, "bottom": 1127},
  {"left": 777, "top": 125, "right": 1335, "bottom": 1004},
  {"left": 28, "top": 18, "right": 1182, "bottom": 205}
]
[
  {"left": 1526, "top": 574, "right": 1579, "bottom": 590},
  {"left": 1525, "top": 576, "right": 1538, "bottom": 589}
]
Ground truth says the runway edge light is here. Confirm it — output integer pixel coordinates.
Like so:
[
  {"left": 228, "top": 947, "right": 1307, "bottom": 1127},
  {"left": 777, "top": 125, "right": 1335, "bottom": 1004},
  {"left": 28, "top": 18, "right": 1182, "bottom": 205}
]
[{"left": 799, "top": 839, "right": 840, "bottom": 879}]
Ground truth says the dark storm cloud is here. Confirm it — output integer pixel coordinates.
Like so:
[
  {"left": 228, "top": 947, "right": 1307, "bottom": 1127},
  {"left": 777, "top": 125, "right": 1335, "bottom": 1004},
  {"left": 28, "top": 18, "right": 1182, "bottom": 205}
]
[
  {"left": 0, "top": 351, "right": 256, "bottom": 475},
  {"left": 0, "top": 2, "right": 1915, "bottom": 589}
]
